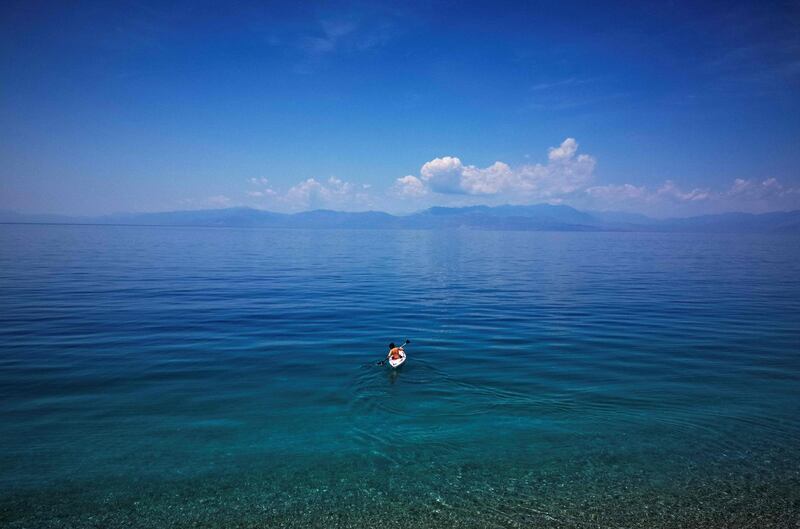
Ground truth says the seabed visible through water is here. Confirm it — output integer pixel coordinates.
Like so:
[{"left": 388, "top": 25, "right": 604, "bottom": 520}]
[{"left": 1, "top": 225, "right": 799, "bottom": 528}]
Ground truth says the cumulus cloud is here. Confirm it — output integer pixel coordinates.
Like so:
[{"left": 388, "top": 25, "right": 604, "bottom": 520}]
[
  {"left": 547, "top": 137, "right": 578, "bottom": 161},
  {"left": 420, "top": 156, "right": 468, "bottom": 193},
  {"left": 231, "top": 139, "right": 798, "bottom": 216},
  {"left": 405, "top": 138, "right": 596, "bottom": 200},
  {"left": 416, "top": 156, "right": 515, "bottom": 195},
  {"left": 392, "top": 175, "right": 427, "bottom": 197},
  {"left": 517, "top": 146, "right": 596, "bottom": 197}
]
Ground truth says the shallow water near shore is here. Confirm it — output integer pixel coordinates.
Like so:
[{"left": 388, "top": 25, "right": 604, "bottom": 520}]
[{"left": 1, "top": 224, "right": 799, "bottom": 528}]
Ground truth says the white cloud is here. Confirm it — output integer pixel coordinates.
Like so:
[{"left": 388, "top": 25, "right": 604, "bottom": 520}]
[
  {"left": 392, "top": 175, "right": 427, "bottom": 197},
  {"left": 657, "top": 180, "right": 711, "bottom": 202},
  {"left": 241, "top": 176, "right": 378, "bottom": 212},
  {"left": 582, "top": 181, "right": 711, "bottom": 211},
  {"left": 246, "top": 177, "right": 277, "bottom": 200},
  {"left": 585, "top": 181, "right": 711, "bottom": 206},
  {"left": 726, "top": 177, "right": 796, "bottom": 199},
  {"left": 547, "top": 137, "right": 578, "bottom": 161},
  {"left": 227, "top": 139, "right": 799, "bottom": 216},
  {"left": 420, "top": 156, "right": 466, "bottom": 193},
  {"left": 581, "top": 176, "right": 800, "bottom": 215},
  {"left": 461, "top": 162, "right": 513, "bottom": 194},
  {"left": 246, "top": 189, "right": 277, "bottom": 198},
  {"left": 518, "top": 150, "right": 596, "bottom": 198},
  {"left": 282, "top": 177, "right": 374, "bottom": 211},
  {"left": 408, "top": 138, "right": 596, "bottom": 200}
]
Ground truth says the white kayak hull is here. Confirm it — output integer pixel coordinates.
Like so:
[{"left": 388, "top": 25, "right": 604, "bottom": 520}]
[{"left": 388, "top": 350, "right": 406, "bottom": 368}]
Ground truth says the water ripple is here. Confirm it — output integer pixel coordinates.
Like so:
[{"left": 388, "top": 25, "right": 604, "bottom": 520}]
[{"left": 1, "top": 225, "right": 798, "bottom": 527}]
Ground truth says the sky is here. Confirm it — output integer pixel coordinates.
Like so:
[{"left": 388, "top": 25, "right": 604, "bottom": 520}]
[{"left": 1, "top": 0, "right": 799, "bottom": 217}]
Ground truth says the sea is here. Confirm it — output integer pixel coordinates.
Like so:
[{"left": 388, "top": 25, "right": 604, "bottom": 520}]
[{"left": 1, "top": 223, "right": 798, "bottom": 528}]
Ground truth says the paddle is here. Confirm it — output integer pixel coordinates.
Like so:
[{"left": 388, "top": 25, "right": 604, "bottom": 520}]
[{"left": 377, "top": 339, "right": 410, "bottom": 366}]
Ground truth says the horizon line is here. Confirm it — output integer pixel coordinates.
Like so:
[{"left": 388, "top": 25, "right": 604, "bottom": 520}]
[{"left": 3, "top": 203, "right": 800, "bottom": 222}]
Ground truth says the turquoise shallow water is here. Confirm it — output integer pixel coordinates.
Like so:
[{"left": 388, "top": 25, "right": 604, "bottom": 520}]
[{"left": 1, "top": 224, "right": 799, "bottom": 528}]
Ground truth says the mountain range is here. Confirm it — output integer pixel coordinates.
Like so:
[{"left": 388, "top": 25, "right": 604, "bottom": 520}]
[{"left": 1, "top": 204, "right": 799, "bottom": 233}]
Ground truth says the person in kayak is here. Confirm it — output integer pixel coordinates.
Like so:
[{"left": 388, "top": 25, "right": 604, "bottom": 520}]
[{"left": 387, "top": 342, "right": 404, "bottom": 363}]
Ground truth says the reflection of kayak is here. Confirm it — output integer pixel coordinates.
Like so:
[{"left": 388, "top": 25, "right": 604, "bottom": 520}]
[{"left": 388, "top": 349, "right": 406, "bottom": 368}]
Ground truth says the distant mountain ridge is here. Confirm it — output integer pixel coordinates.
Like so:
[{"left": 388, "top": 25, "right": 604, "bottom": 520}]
[{"left": 1, "top": 205, "right": 799, "bottom": 233}]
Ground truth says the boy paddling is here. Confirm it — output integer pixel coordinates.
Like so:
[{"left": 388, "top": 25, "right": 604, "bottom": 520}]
[
  {"left": 387, "top": 342, "right": 404, "bottom": 363},
  {"left": 379, "top": 339, "right": 410, "bottom": 366}
]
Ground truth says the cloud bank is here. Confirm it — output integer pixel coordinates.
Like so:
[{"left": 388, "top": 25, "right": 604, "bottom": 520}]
[
  {"left": 244, "top": 176, "right": 375, "bottom": 212},
  {"left": 200, "top": 138, "right": 798, "bottom": 216},
  {"left": 585, "top": 177, "right": 798, "bottom": 214},
  {"left": 394, "top": 138, "right": 596, "bottom": 200}
]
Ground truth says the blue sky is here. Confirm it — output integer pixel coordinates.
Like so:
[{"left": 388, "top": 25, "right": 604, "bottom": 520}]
[{"left": 1, "top": 0, "right": 798, "bottom": 216}]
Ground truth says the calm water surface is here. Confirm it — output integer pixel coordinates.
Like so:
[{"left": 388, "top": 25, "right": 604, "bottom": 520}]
[{"left": 1, "top": 224, "right": 798, "bottom": 528}]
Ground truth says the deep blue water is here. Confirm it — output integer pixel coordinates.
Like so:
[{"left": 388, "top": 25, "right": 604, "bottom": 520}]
[{"left": 1, "top": 224, "right": 799, "bottom": 528}]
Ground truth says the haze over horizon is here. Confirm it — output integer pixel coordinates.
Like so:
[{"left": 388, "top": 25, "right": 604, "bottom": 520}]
[{"left": 2, "top": 1, "right": 799, "bottom": 217}]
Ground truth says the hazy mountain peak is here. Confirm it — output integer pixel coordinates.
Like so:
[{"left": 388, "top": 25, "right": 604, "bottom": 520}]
[{"left": 2, "top": 206, "right": 798, "bottom": 233}]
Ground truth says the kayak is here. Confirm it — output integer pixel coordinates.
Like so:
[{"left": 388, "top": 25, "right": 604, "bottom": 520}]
[{"left": 388, "top": 349, "right": 406, "bottom": 368}]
